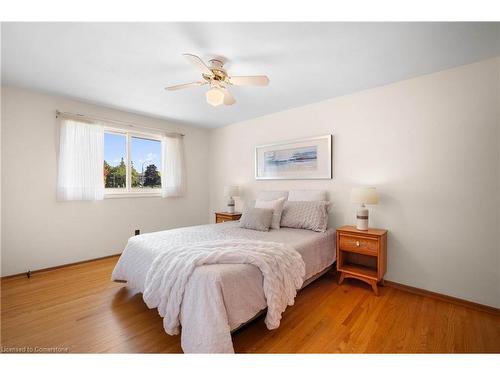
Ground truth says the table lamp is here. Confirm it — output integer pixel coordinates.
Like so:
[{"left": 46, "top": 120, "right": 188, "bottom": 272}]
[
  {"left": 351, "top": 187, "right": 379, "bottom": 230},
  {"left": 224, "top": 185, "right": 240, "bottom": 213}
]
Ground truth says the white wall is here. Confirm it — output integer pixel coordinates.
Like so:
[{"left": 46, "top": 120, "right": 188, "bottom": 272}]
[
  {"left": 497, "top": 57, "right": 500, "bottom": 307},
  {"left": 209, "top": 58, "right": 500, "bottom": 308},
  {"left": 1, "top": 86, "right": 210, "bottom": 276}
]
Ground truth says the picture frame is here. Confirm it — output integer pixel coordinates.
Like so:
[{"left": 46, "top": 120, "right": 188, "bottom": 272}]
[{"left": 255, "top": 134, "right": 332, "bottom": 180}]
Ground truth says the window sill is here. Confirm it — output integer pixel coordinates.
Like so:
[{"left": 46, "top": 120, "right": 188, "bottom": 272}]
[{"left": 105, "top": 191, "right": 162, "bottom": 199}]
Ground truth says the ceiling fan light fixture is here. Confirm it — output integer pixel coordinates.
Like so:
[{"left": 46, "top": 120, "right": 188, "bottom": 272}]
[
  {"left": 206, "top": 87, "right": 225, "bottom": 106},
  {"left": 165, "top": 53, "right": 270, "bottom": 106}
]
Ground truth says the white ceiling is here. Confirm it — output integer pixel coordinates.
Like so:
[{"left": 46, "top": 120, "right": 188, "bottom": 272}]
[{"left": 2, "top": 22, "right": 499, "bottom": 128}]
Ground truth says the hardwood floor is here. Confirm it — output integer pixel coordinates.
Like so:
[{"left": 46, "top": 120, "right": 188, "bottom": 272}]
[{"left": 1, "top": 256, "right": 499, "bottom": 353}]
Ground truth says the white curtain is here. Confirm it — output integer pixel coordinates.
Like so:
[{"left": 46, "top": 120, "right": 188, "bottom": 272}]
[
  {"left": 161, "top": 134, "right": 186, "bottom": 197},
  {"left": 57, "top": 119, "right": 104, "bottom": 201}
]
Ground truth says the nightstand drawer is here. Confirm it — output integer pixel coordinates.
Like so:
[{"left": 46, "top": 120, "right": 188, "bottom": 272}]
[
  {"left": 339, "top": 234, "right": 379, "bottom": 255},
  {"left": 215, "top": 212, "right": 242, "bottom": 223}
]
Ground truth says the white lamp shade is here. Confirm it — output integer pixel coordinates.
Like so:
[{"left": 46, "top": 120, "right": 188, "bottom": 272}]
[
  {"left": 351, "top": 187, "right": 379, "bottom": 205},
  {"left": 206, "top": 87, "right": 225, "bottom": 106},
  {"left": 224, "top": 185, "right": 240, "bottom": 197}
]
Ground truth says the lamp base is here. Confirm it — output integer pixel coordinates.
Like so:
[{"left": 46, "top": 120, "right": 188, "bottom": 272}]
[
  {"left": 227, "top": 197, "right": 235, "bottom": 213},
  {"left": 356, "top": 205, "right": 369, "bottom": 231}
]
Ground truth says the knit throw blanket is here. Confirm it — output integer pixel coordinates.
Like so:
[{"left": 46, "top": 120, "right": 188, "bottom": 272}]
[{"left": 143, "top": 239, "right": 305, "bottom": 336}]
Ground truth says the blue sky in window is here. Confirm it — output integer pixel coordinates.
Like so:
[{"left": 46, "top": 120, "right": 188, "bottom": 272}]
[{"left": 104, "top": 133, "right": 161, "bottom": 172}]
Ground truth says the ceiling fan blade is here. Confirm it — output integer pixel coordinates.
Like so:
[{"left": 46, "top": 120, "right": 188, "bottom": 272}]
[
  {"left": 229, "top": 75, "right": 269, "bottom": 86},
  {"left": 221, "top": 88, "right": 236, "bottom": 105},
  {"left": 183, "top": 53, "right": 214, "bottom": 77},
  {"left": 165, "top": 81, "right": 206, "bottom": 91}
]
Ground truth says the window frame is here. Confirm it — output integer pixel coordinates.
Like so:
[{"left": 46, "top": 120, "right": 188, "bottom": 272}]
[{"left": 103, "top": 126, "right": 163, "bottom": 198}]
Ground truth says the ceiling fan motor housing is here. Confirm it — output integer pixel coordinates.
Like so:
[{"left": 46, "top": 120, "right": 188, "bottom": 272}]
[
  {"left": 203, "top": 59, "right": 229, "bottom": 84},
  {"left": 203, "top": 71, "right": 227, "bottom": 83}
]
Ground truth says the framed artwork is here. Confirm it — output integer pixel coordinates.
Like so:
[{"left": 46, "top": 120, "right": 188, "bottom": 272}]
[{"left": 255, "top": 134, "right": 332, "bottom": 180}]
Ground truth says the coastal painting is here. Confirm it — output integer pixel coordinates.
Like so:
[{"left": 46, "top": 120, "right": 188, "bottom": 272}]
[
  {"left": 255, "top": 135, "right": 332, "bottom": 180},
  {"left": 264, "top": 146, "right": 318, "bottom": 173}
]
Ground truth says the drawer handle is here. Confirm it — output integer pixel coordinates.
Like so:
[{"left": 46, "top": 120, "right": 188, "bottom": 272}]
[{"left": 356, "top": 241, "right": 360, "bottom": 247}]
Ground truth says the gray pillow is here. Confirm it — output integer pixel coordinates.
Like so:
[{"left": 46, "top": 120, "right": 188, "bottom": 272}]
[
  {"left": 280, "top": 201, "right": 329, "bottom": 232},
  {"left": 254, "top": 197, "right": 286, "bottom": 230},
  {"left": 239, "top": 208, "right": 273, "bottom": 232}
]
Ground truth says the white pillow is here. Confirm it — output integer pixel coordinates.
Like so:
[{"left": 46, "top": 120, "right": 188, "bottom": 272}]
[
  {"left": 256, "top": 190, "right": 289, "bottom": 201},
  {"left": 288, "top": 190, "right": 327, "bottom": 201},
  {"left": 255, "top": 197, "right": 286, "bottom": 230}
]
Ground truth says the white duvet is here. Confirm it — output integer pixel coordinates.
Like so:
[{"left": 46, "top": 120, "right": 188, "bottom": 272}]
[{"left": 112, "top": 222, "right": 336, "bottom": 353}]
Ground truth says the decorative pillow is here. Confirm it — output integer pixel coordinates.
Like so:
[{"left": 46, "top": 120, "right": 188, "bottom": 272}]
[
  {"left": 255, "top": 197, "right": 286, "bottom": 230},
  {"left": 288, "top": 190, "right": 331, "bottom": 212},
  {"left": 280, "top": 201, "right": 329, "bottom": 232},
  {"left": 239, "top": 208, "right": 273, "bottom": 232}
]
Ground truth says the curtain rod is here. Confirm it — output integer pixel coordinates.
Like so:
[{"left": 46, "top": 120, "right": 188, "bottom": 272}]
[{"left": 55, "top": 110, "right": 185, "bottom": 137}]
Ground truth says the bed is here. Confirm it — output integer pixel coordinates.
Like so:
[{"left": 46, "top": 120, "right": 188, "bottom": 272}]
[{"left": 112, "top": 199, "right": 335, "bottom": 353}]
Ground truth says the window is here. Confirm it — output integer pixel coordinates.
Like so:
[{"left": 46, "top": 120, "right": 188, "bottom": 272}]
[
  {"left": 104, "top": 133, "right": 127, "bottom": 189},
  {"left": 131, "top": 136, "right": 162, "bottom": 189},
  {"left": 103, "top": 129, "right": 162, "bottom": 196}
]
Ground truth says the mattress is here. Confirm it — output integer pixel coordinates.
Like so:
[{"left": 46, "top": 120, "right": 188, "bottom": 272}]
[{"left": 112, "top": 221, "right": 336, "bottom": 350}]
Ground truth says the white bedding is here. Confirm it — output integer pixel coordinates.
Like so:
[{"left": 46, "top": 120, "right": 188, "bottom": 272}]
[{"left": 112, "top": 221, "right": 336, "bottom": 353}]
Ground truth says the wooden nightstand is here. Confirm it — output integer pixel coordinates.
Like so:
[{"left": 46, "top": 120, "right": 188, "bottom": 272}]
[
  {"left": 336, "top": 225, "right": 387, "bottom": 295},
  {"left": 215, "top": 212, "right": 242, "bottom": 223}
]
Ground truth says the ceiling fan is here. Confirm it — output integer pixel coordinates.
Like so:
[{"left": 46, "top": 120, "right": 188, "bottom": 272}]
[{"left": 165, "top": 54, "right": 270, "bottom": 106}]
